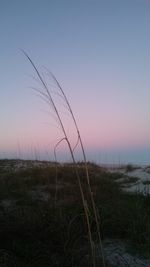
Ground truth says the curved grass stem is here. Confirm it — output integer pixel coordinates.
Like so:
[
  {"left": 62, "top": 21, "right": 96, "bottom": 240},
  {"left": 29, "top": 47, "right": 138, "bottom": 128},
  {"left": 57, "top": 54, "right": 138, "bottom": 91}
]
[{"left": 23, "top": 50, "right": 105, "bottom": 267}]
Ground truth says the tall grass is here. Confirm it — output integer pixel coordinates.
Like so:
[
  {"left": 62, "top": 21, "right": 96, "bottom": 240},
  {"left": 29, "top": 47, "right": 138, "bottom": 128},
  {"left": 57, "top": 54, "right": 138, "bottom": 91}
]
[{"left": 22, "top": 50, "right": 105, "bottom": 267}]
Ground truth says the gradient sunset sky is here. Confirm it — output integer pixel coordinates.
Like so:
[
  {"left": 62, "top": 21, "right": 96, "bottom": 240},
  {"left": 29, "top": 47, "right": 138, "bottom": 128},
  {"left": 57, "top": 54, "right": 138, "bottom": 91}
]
[{"left": 1, "top": 0, "right": 150, "bottom": 164}]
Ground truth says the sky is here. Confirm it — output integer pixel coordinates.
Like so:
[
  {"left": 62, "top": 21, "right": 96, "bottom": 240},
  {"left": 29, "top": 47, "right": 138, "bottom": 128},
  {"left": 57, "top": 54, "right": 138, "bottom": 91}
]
[{"left": 0, "top": 0, "right": 150, "bottom": 164}]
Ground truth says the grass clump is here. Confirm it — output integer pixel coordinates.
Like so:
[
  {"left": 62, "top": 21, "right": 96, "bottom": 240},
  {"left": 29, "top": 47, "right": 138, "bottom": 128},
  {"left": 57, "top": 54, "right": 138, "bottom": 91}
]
[
  {"left": 125, "top": 164, "right": 138, "bottom": 172},
  {"left": 142, "top": 180, "right": 150, "bottom": 185}
]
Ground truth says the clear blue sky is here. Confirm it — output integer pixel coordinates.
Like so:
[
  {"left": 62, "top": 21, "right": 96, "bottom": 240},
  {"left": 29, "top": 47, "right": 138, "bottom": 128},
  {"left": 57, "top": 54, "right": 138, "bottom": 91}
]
[{"left": 1, "top": 0, "right": 150, "bottom": 164}]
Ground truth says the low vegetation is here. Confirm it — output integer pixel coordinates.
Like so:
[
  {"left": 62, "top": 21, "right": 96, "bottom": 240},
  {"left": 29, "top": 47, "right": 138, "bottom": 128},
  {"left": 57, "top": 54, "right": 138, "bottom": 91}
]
[
  {"left": 0, "top": 160, "right": 149, "bottom": 266},
  {"left": 125, "top": 164, "right": 140, "bottom": 173}
]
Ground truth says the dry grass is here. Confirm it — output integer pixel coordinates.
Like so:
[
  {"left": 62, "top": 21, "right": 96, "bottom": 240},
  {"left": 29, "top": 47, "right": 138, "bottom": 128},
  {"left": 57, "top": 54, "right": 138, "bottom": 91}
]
[{"left": 22, "top": 50, "right": 105, "bottom": 267}]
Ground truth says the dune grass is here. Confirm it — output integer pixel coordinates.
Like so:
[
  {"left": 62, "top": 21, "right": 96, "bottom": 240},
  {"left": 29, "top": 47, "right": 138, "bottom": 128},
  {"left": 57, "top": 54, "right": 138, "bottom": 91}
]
[
  {"left": 0, "top": 161, "right": 149, "bottom": 266},
  {"left": 22, "top": 50, "right": 106, "bottom": 266}
]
